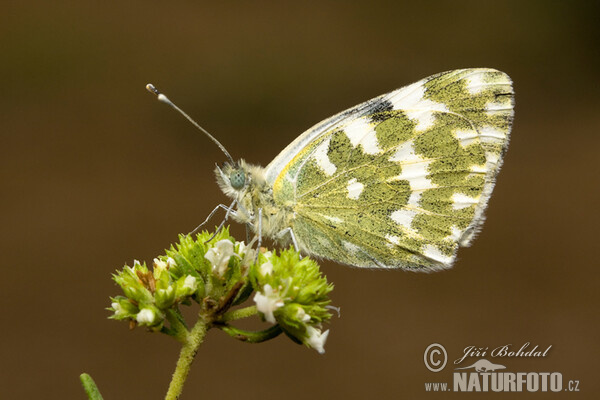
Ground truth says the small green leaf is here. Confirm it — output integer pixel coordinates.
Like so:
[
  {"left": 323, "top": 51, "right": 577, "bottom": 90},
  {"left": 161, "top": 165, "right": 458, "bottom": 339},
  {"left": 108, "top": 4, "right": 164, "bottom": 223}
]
[{"left": 79, "top": 373, "right": 104, "bottom": 400}]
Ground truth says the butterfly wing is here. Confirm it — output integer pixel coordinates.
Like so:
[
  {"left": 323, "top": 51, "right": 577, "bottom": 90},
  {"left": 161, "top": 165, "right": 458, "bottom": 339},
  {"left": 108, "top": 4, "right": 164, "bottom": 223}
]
[{"left": 265, "top": 68, "right": 514, "bottom": 270}]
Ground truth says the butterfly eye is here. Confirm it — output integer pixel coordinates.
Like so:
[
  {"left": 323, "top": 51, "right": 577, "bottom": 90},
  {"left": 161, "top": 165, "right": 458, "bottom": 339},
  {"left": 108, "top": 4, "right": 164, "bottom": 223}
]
[{"left": 229, "top": 169, "right": 246, "bottom": 190}]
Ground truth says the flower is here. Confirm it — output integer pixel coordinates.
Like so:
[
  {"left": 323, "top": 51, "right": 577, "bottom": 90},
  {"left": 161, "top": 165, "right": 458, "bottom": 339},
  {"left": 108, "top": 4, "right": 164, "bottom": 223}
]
[
  {"left": 253, "top": 284, "right": 284, "bottom": 324},
  {"left": 111, "top": 302, "right": 126, "bottom": 317},
  {"left": 182, "top": 275, "right": 197, "bottom": 291},
  {"left": 166, "top": 257, "right": 176, "bottom": 268},
  {"left": 204, "top": 239, "right": 235, "bottom": 276},
  {"left": 259, "top": 261, "right": 273, "bottom": 276},
  {"left": 136, "top": 308, "right": 156, "bottom": 325},
  {"left": 296, "top": 307, "right": 311, "bottom": 323},
  {"left": 306, "top": 326, "right": 329, "bottom": 354}
]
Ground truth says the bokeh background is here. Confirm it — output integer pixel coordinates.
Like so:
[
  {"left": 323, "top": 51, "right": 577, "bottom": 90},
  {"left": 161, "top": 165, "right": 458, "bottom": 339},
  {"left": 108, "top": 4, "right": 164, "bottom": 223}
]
[{"left": 2, "top": 1, "right": 598, "bottom": 399}]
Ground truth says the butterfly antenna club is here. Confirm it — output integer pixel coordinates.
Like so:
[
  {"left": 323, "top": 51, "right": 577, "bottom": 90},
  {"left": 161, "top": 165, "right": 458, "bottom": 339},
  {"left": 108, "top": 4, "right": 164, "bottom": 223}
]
[{"left": 145, "top": 83, "right": 235, "bottom": 165}]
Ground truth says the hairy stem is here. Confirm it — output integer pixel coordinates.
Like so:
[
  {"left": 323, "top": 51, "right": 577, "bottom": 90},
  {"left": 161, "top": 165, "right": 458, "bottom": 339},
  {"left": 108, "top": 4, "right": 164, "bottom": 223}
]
[
  {"left": 220, "top": 305, "right": 258, "bottom": 322},
  {"left": 165, "top": 317, "right": 209, "bottom": 400}
]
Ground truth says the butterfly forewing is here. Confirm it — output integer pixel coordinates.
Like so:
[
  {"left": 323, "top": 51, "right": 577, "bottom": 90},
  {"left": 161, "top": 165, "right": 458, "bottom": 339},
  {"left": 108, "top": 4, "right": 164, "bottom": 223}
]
[{"left": 268, "top": 68, "right": 513, "bottom": 270}]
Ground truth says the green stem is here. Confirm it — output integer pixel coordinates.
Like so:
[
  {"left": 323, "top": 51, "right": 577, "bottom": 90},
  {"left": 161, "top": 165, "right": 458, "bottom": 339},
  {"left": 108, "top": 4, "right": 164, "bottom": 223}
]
[
  {"left": 165, "top": 317, "right": 209, "bottom": 400},
  {"left": 220, "top": 305, "right": 258, "bottom": 322},
  {"left": 219, "top": 324, "right": 283, "bottom": 343}
]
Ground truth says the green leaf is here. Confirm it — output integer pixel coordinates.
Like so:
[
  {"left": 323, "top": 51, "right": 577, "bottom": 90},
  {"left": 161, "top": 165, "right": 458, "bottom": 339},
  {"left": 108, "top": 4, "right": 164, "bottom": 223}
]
[{"left": 79, "top": 373, "right": 104, "bottom": 400}]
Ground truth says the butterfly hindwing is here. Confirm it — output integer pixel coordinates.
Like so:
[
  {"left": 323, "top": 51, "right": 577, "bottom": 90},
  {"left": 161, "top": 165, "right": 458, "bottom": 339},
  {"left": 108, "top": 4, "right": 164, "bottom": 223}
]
[{"left": 267, "top": 68, "right": 513, "bottom": 270}]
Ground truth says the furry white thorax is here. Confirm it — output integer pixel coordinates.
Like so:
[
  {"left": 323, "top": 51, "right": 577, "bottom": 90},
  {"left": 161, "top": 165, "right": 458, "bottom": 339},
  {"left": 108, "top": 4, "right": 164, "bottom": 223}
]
[{"left": 214, "top": 159, "right": 293, "bottom": 240}]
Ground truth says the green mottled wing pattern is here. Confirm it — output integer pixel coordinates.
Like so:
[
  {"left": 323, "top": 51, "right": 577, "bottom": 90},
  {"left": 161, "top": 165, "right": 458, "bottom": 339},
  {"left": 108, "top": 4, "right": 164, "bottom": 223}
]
[{"left": 268, "top": 69, "right": 514, "bottom": 270}]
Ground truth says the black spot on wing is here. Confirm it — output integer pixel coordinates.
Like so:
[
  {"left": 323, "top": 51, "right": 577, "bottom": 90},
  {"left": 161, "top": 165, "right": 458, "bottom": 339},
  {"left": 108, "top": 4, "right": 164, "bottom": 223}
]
[
  {"left": 371, "top": 98, "right": 394, "bottom": 113},
  {"left": 365, "top": 99, "right": 395, "bottom": 123}
]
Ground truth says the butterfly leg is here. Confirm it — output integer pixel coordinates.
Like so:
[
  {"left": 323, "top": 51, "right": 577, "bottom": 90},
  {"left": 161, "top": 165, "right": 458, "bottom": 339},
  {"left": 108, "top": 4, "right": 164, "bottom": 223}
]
[
  {"left": 190, "top": 199, "right": 237, "bottom": 235},
  {"left": 253, "top": 208, "right": 263, "bottom": 264},
  {"left": 245, "top": 223, "right": 253, "bottom": 243},
  {"left": 276, "top": 227, "right": 301, "bottom": 257}
]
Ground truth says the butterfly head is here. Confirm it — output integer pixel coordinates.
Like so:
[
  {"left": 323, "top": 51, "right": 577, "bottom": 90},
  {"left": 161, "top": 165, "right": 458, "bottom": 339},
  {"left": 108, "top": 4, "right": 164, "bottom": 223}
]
[
  {"left": 215, "top": 159, "right": 269, "bottom": 206},
  {"left": 215, "top": 160, "right": 250, "bottom": 198},
  {"left": 228, "top": 167, "right": 246, "bottom": 190}
]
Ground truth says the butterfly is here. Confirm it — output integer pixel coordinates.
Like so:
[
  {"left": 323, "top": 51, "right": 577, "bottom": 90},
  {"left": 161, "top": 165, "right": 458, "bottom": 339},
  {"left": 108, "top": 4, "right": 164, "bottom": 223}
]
[{"left": 148, "top": 68, "right": 514, "bottom": 271}]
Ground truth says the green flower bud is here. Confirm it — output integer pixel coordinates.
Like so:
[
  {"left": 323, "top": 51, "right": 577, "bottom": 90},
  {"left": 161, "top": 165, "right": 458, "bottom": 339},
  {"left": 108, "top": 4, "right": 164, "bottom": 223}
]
[
  {"left": 155, "top": 286, "right": 176, "bottom": 309},
  {"left": 113, "top": 262, "right": 153, "bottom": 304},
  {"left": 109, "top": 296, "right": 138, "bottom": 320}
]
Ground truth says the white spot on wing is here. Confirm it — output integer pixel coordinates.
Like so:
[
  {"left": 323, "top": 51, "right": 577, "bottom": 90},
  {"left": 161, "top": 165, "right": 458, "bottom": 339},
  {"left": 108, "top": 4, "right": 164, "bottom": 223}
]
[
  {"left": 404, "top": 109, "right": 439, "bottom": 131},
  {"left": 479, "top": 126, "right": 506, "bottom": 144},
  {"left": 470, "top": 164, "right": 488, "bottom": 174},
  {"left": 485, "top": 101, "right": 511, "bottom": 115},
  {"left": 344, "top": 118, "right": 381, "bottom": 154},
  {"left": 393, "top": 161, "right": 435, "bottom": 191},
  {"left": 389, "top": 140, "right": 423, "bottom": 163},
  {"left": 346, "top": 178, "right": 364, "bottom": 200},
  {"left": 312, "top": 136, "right": 336, "bottom": 176},
  {"left": 407, "top": 191, "right": 422, "bottom": 207},
  {"left": 391, "top": 209, "right": 417, "bottom": 229},
  {"left": 454, "top": 129, "right": 478, "bottom": 147},
  {"left": 385, "top": 234, "right": 400, "bottom": 248},
  {"left": 422, "top": 244, "right": 453, "bottom": 265},
  {"left": 387, "top": 82, "right": 448, "bottom": 131},
  {"left": 465, "top": 73, "right": 487, "bottom": 94},
  {"left": 446, "top": 226, "right": 463, "bottom": 241},
  {"left": 451, "top": 193, "right": 479, "bottom": 210},
  {"left": 487, "top": 152, "right": 500, "bottom": 165},
  {"left": 342, "top": 240, "right": 360, "bottom": 254}
]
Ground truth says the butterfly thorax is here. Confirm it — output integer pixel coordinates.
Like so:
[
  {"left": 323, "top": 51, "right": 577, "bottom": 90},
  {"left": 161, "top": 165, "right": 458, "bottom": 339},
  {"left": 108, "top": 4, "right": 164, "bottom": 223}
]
[{"left": 215, "top": 159, "right": 293, "bottom": 239}]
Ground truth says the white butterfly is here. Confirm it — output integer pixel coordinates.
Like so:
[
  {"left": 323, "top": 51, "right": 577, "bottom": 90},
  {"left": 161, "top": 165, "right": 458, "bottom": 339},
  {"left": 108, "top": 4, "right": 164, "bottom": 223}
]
[{"left": 148, "top": 68, "right": 514, "bottom": 271}]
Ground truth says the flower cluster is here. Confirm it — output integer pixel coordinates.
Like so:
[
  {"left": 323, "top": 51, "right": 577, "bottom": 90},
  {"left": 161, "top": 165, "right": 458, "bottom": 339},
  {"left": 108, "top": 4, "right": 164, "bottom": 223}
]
[
  {"left": 109, "top": 257, "right": 198, "bottom": 330},
  {"left": 250, "top": 249, "right": 334, "bottom": 353},
  {"left": 108, "top": 228, "right": 335, "bottom": 354},
  {"left": 108, "top": 228, "right": 252, "bottom": 332}
]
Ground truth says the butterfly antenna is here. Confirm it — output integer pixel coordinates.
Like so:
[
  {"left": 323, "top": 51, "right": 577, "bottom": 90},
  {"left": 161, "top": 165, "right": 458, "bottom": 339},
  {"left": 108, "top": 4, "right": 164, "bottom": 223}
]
[{"left": 146, "top": 83, "right": 235, "bottom": 165}]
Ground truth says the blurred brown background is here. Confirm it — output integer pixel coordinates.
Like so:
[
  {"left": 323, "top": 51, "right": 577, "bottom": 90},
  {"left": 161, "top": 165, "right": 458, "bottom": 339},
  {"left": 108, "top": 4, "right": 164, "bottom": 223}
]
[{"left": 1, "top": 1, "right": 598, "bottom": 399}]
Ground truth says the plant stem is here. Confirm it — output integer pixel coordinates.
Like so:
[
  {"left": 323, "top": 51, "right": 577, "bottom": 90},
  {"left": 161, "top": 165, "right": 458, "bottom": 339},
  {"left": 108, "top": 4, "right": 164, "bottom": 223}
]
[
  {"left": 219, "top": 324, "right": 283, "bottom": 343},
  {"left": 220, "top": 305, "right": 258, "bottom": 322},
  {"left": 165, "top": 316, "right": 209, "bottom": 400}
]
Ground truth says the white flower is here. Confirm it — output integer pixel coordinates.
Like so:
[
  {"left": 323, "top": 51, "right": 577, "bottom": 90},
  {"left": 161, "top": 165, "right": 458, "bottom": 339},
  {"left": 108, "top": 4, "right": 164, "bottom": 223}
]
[
  {"left": 262, "top": 250, "right": 273, "bottom": 259},
  {"left": 136, "top": 308, "right": 155, "bottom": 324},
  {"left": 296, "top": 307, "right": 311, "bottom": 323},
  {"left": 205, "top": 239, "right": 235, "bottom": 276},
  {"left": 153, "top": 258, "right": 168, "bottom": 279},
  {"left": 166, "top": 257, "right": 176, "bottom": 268},
  {"left": 236, "top": 241, "right": 247, "bottom": 255},
  {"left": 259, "top": 261, "right": 273, "bottom": 276},
  {"left": 182, "top": 275, "right": 197, "bottom": 291},
  {"left": 112, "top": 302, "right": 125, "bottom": 317},
  {"left": 306, "top": 326, "right": 329, "bottom": 354},
  {"left": 237, "top": 241, "right": 258, "bottom": 266},
  {"left": 253, "top": 284, "right": 284, "bottom": 324}
]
